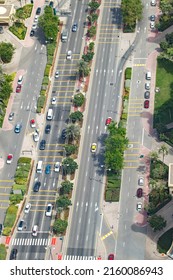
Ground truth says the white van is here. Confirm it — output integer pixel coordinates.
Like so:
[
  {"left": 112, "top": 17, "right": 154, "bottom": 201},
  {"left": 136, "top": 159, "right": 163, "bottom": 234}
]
[
  {"left": 17, "top": 75, "right": 23, "bottom": 85},
  {"left": 151, "top": 0, "right": 156, "bottom": 6},
  {"left": 46, "top": 108, "right": 53, "bottom": 120},
  {"left": 146, "top": 71, "right": 151, "bottom": 80},
  {"left": 36, "top": 161, "right": 43, "bottom": 173}
]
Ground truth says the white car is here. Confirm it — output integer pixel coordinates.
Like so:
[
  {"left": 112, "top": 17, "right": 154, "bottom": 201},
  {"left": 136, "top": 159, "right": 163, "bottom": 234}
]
[
  {"left": 32, "top": 225, "right": 38, "bottom": 236},
  {"left": 55, "top": 71, "right": 59, "bottom": 78},
  {"left": 32, "top": 23, "right": 37, "bottom": 30},
  {"left": 137, "top": 202, "right": 142, "bottom": 212},
  {"left": 45, "top": 204, "right": 53, "bottom": 217},
  {"left": 66, "top": 50, "right": 72, "bottom": 60},
  {"left": 54, "top": 162, "right": 60, "bottom": 172},
  {"left": 51, "top": 97, "right": 56, "bottom": 105},
  {"left": 24, "top": 203, "right": 31, "bottom": 214},
  {"left": 150, "top": 22, "right": 155, "bottom": 29},
  {"left": 6, "top": 154, "right": 13, "bottom": 164},
  {"left": 30, "top": 119, "right": 36, "bottom": 128},
  {"left": 138, "top": 177, "right": 144, "bottom": 186},
  {"left": 33, "top": 130, "right": 39, "bottom": 142},
  {"left": 17, "top": 220, "right": 24, "bottom": 231},
  {"left": 34, "top": 15, "right": 39, "bottom": 22}
]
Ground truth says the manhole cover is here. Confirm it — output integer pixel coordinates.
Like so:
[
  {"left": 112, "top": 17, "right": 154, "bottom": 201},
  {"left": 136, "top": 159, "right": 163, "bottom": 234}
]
[
  {"left": 137, "top": 80, "right": 141, "bottom": 84},
  {"left": 110, "top": 83, "right": 113, "bottom": 86}
]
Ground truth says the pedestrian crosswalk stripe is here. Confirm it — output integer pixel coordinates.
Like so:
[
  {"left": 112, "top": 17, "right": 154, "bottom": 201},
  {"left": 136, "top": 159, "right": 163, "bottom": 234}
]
[
  {"left": 63, "top": 255, "right": 96, "bottom": 260},
  {"left": 11, "top": 238, "right": 51, "bottom": 246}
]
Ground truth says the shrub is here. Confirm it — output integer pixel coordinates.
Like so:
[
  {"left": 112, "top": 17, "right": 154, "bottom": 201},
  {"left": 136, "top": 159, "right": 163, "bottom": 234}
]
[
  {"left": 2, "top": 227, "right": 11, "bottom": 236},
  {"left": 9, "top": 22, "right": 27, "bottom": 40},
  {"left": 121, "top": 113, "right": 128, "bottom": 120},
  {"left": 47, "top": 43, "right": 56, "bottom": 56},
  {"left": 9, "top": 194, "right": 23, "bottom": 204},
  {"left": 0, "top": 244, "right": 7, "bottom": 259},
  {"left": 4, "top": 205, "right": 18, "bottom": 228},
  {"left": 16, "top": 4, "right": 33, "bottom": 19},
  {"left": 125, "top": 67, "right": 132, "bottom": 79},
  {"left": 14, "top": 177, "right": 27, "bottom": 185},
  {"left": 40, "top": 90, "right": 46, "bottom": 96},
  {"left": 42, "top": 76, "right": 49, "bottom": 85},
  {"left": 44, "top": 64, "right": 51, "bottom": 76},
  {"left": 47, "top": 56, "right": 53, "bottom": 65},
  {"left": 37, "top": 106, "right": 41, "bottom": 113},
  {"left": 37, "top": 96, "right": 46, "bottom": 108},
  {"left": 73, "top": 93, "right": 85, "bottom": 107},
  {"left": 0, "top": 42, "right": 15, "bottom": 63},
  {"left": 88, "top": 42, "right": 95, "bottom": 52},
  {"left": 17, "top": 157, "right": 31, "bottom": 164}
]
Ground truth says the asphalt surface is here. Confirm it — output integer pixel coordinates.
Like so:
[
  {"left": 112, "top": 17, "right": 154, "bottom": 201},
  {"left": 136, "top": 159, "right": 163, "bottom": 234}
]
[
  {"left": 115, "top": 0, "right": 156, "bottom": 259},
  {"left": 64, "top": 1, "right": 123, "bottom": 259},
  {"left": 10, "top": 0, "right": 90, "bottom": 260}
]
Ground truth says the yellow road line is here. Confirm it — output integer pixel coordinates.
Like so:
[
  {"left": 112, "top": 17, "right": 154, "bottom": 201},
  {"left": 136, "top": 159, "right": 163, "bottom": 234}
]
[
  {"left": 38, "top": 156, "right": 63, "bottom": 159},
  {"left": 57, "top": 64, "right": 77, "bottom": 66},
  {"left": 0, "top": 193, "right": 11, "bottom": 196},
  {"left": 0, "top": 200, "right": 9, "bottom": 202},
  {"left": 129, "top": 142, "right": 140, "bottom": 144},
  {"left": 53, "top": 85, "right": 74, "bottom": 88},
  {"left": 0, "top": 180, "right": 13, "bottom": 182},
  {"left": 128, "top": 114, "right": 141, "bottom": 116},
  {"left": 0, "top": 206, "right": 8, "bottom": 209},
  {"left": 29, "top": 199, "right": 56, "bottom": 202},
  {"left": 56, "top": 102, "right": 72, "bottom": 104},
  {"left": 133, "top": 64, "right": 146, "bottom": 66},
  {"left": 40, "top": 149, "right": 64, "bottom": 152},
  {"left": 29, "top": 194, "right": 56, "bottom": 197},
  {"left": 53, "top": 90, "right": 74, "bottom": 92},
  {"left": 0, "top": 186, "right": 12, "bottom": 188},
  {"left": 101, "top": 231, "right": 113, "bottom": 240},
  {"left": 98, "top": 41, "right": 119, "bottom": 44},
  {"left": 55, "top": 96, "right": 72, "bottom": 99}
]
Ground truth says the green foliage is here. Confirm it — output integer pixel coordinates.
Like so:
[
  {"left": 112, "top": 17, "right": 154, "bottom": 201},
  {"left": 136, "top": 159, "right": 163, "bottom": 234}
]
[
  {"left": 0, "top": 244, "right": 7, "bottom": 259},
  {"left": 38, "top": 6, "right": 60, "bottom": 42},
  {"left": 44, "top": 64, "right": 51, "bottom": 76},
  {"left": 65, "top": 124, "right": 80, "bottom": 142},
  {"left": 37, "top": 95, "right": 46, "bottom": 108},
  {"left": 4, "top": 205, "right": 18, "bottom": 228},
  {"left": 88, "top": 26, "right": 96, "bottom": 38},
  {"left": 56, "top": 196, "right": 72, "bottom": 211},
  {"left": 121, "top": 0, "right": 143, "bottom": 32},
  {"left": 40, "top": 90, "right": 46, "bottom": 96},
  {"left": 78, "top": 60, "right": 91, "bottom": 78},
  {"left": 60, "top": 180, "right": 73, "bottom": 195},
  {"left": 2, "top": 227, "right": 11, "bottom": 236},
  {"left": 53, "top": 219, "right": 68, "bottom": 234},
  {"left": 148, "top": 214, "right": 167, "bottom": 232},
  {"left": 87, "top": 13, "right": 99, "bottom": 23},
  {"left": 73, "top": 93, "right": 85, "bottom": 107},
  {"left": 9, "top": 22, "right": 27, "bottom": 40},
  {"left": 157, "top": 227, "right": 173, "bottom": 254},
  {"left": 47, "top": 55, "right": 53, "bottom": 65},
  {"left": 16, "top": 4, "right": 33, "bottom": 19},
  {"left": 105, "top": 188, "right": 120, "bottom": 202},
  {"left": 64, "top": 144, "right": 77, "bottom": 156},
  {"left": 62, "top": 157, "right": 78, "bottom": 174},
  {"left": 88, "top": 0, "right": 100, "bottom": 12},
  {"left": 69, "top": 111, "right": 83, "bottom": 123},
  {"left": 88, "top": 42, "right": 95, "bottom": 52},
  {"left": 82, "top": 52, "right": 94, "bottom": 62},
  {"left": 9, "top": 194, "right": 23, "bottom": 204},
  {"left": 125, "top": 67, "right": 132, "bottom": 79},
  {"left": 150, "top": 160, "right": 168, "bottom": 180},
  {"left": 42, "top": 76, "right": 49, "bottom": 85},
  {"left": 0, "top": 42, "right": 15, "bottom": 63},
  {"left": 47, "top": 43, "right": 56, "bottom": 56},
  {"left": 17, "top": 157, "right": 31, "bottom": 164}
]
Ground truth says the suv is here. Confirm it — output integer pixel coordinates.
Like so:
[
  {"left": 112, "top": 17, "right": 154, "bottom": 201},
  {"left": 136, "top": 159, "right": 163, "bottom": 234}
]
[
  {"left": 33, "top": 181, "right": 41, "bottom": 192},
  {"left": 36, "top": 7, "right": 41, "bottom": 15},
  {"left": 45, "top": 204, "right": 53, "bottom": 217},
  {"left": 45, "top": 124, "right": 51, "bottom": 134},
  {"left": 10, "top": 248, "right": 18, "bottom": 260},
  {"left": 14, "top": 123, "right": 22, "bottom": 133},
  {"left": 72, "top": 23, "right": 78, "bottom": 32},
  {"left": 17, "top": 220, "right": 24, "bottom": 231},
  {"left": 8, "top": 112, "right": 14, "bottom": 121},
  {"left": 136, "top": 188, "right": 143, "bottom": 198}
]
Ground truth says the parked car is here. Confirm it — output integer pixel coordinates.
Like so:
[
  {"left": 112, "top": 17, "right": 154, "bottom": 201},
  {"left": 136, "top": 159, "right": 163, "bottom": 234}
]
[
  {"left": 10, "top": 248, "right": 18, "bottom": 260},
  {"left": 150, "top": 22, "right": 155, "bottom": 29},
  {"left": 16, "top": 84, "right": 22, "bottom": 93},
  {"left": 8, "top": 112, "right": 14, "bottom": 121},
  {"left": 72, "top": 23, "right": 78, "bottom": 32},
  {"left": 51, "top": 97, "right": 56, "bottom": 105},
  {"left": 45, "top": 164, "right": 51, "bottom": 174},
  {"left": 33, "top": 130, "right": 39, "bottom": 142},
  {"left": 0, "top": 26, "right": 4, "bottom": 34},
  {"left": 36, "top": 7, "right": 41, "bottom": 15},
  {"left": 55, "top": 71, "right": 59, "bottom": 78},
  {"left": 39, "top": 139, "right": 46, "bottom": 150},
  {"left": 17, "top": 75, "right": 23, "bottom": 85},
  {"left": 14, "top": 123, "right": 22, "bottom": 133},
  {"left": 144, "top": 91, "right": 150, "bottom": 99},
  {"left": 45, "top": 204, "right": 53, "bottom": 217},
  {"left": 6, "top": 154, "right": 13, "bottom": 164},
  {"left": 30, "top": 119, "right": 36, "bottom": 128},
  {"left": 34, "top": 15, "right": 39, "bottom": 22},
  {"left": 32, "top": 23, "right": 37, "bottom": 30},
  {"left": 30, "top": 30, "right": 35, "bottom": 37},
  {"left": 138, "top": 177, "right": 144, "bottom": 186},
  {"left": 136, "top": 188, "right": 143, "bottom": 198},
  {"left": 145, "top": 83, "right": 150, "bottom": 90},
  {"left": 105, "top": 117, "right": 112, "bottom": 126},
  {"left": 32, "top": 225, "right": 38, "bottom": 236},
  {"left": 61, "top": 128, "right": 67, "bottom": 139},
  {"left": 108, "top": 254, "right": 114, "bottom": 260},
  {"left": 91, "top": 143, "right": 97, "bottom": 153},
  {"left": 45, "top": 124, "right": 51, "bottom": 134},
  {"left": 33, "top": 181, "right": 41, "bottom": 192},
  {"left": 24, "top": 203, "right": 31, "bottom": 214},
  {"left": 150, "top": 15, "right": 155, "bottom": 21},
  {"left": 0, "top": 224, "right": 3, "bottom": 235},
  {"left": 54, "top": 162, "right": 60, "bottom": 172},
  {"left": 144, "top": 100, "right": 149, "bottom": 109},
  {"left": 137, "top": 202, "right": 142, "bottom": 212}
]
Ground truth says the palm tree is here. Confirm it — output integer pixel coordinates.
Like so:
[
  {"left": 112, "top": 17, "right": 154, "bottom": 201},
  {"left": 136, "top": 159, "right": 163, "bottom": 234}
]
[
  {"left": 149, "top": 151, "right": 159, "bottom": 163},
  {"left": 78, "top": 60, "right": 90, "bottom": 80},
  {"left": 158, "top": 144, "right": 168, "bottom": 162},
  {"left": 66, "top": 124, "right": 80, "bottom": 142}
]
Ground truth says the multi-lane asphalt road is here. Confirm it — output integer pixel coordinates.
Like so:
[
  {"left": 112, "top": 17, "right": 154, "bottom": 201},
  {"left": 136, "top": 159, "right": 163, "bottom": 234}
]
[
  {"left": 9, "top": 0, "right": 91, "bottom": 260},
  {"left": 64, "top": 1, "right": 123, "bottom": 259}
]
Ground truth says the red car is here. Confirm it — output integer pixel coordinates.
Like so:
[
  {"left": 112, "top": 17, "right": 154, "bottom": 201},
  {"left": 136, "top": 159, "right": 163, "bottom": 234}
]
[
  {"left": 136, "top": 188, "right": 143, "bottom": 198},
  {"left": 144, "top": 100, "right": 149, "bottom": 108},
  {"left": 16, "top": 85, "right": 22, "bottom": 93},
  {"left": 108, "top": 254, "right": 114, "bottom": 260},
  {"left": 105, "top": 117, "right": 112, "bottom": 126},
  {"left": 30, "top": 119, "right": 36, "bottom": 128},
  {"left": 7, "top": 154, "right": 13, "bottom": 164}
]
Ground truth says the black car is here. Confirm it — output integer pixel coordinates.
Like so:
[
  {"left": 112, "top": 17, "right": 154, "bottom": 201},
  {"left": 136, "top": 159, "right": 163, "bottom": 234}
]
[
  {"left": 39, "top": 140, "right": 46, "bottom": 150},
  {"left": 0, "top": 26, "right": 4, "bottom": 34},
  {"left": 45, "top": 124, "right": 51, "bottom": 134},
  {"left": 150, "top": 15, "right": 155, "bottom": 21},
  {"left": 144, "top": 91, "right": 150, "bottom": 99},
  {"left": 61, "top": 129, "right": 67, "bottom": 139},
  {"left": 0, "top": 224, "right": 3, "bottom": 235},
  {"left": 30, "top": 30, "right": 35, "bottom": 37},
  {"left": 49, "top": 1, "right": 54, "bottom": 7},
  {"left": 10, "top": 248, "right": 18, "bottom": 260},
  {"left": 36, "top": 7, "right": 41, "bottom": 15},
  {"left": 33, "top": 181, "right": 41, "bottom": 192}
]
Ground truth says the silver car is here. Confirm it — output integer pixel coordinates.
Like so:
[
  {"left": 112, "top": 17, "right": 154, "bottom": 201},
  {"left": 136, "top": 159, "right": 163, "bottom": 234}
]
[{"left": 138, "top": 177, "right": 144, "bottom": 186}]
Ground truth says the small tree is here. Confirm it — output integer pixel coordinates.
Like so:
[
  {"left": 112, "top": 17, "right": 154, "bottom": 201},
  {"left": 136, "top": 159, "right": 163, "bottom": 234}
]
[
  {"left": 87, "top": 13, "right": 98, "bottom": 24},
  {"left": 53, "top": 219, "right": 68, "bottom": 234},
  {"left": 158, "top": 144, "right": 168, "bottom": 162},
  {"left": 60, "top": 180, "right": 73, "bottom": 195},
  {"left": 88, "top": 42, "right": 95, "bottom": 52},
  {"left": 88, "top": 1, "right": 100, "bottom": 13},
  {"left": 88, "top": 26, "right": 96, "bottom": 38},
  {"left": 73, "top": 93, "right": 85, "bottom": 107},
  {"left": 62, "top": 157, "right": 78, "bottom": 174},
  {"left": 65, "top": 124, "right": 80, "bottom": 142},
  {"left": 78, "top": 60, "right": 90, "bottom": 78},
  {"left": 82, "top": 52, "right": 94, "bottom": 62},
  {"left": 0, "top": 42, "right": 15, "bottom": 63},
  {"left": 149, "top": 151, "right": 159, "bottom": 162},
  {"left": 148, "top": 214, "right": 166, "bottom": 232},
  {"left": 56, "top": 196, "right": 72, "bottom": 210},
  {"left": 64, "top": 144, "right": 77, "bottom": 156},
  {"left": 69, "top": 111, "right": 83, "bottom": 123}
]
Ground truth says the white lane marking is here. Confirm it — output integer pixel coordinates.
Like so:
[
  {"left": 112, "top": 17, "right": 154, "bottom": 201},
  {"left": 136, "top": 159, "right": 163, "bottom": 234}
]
[{"left": 126, "top": 208, "right": 128, "bottom": 213}]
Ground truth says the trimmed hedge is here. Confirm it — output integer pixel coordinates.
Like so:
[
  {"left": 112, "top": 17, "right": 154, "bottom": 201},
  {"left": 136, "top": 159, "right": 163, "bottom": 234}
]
[
  {"left": 9, "top": 22, "right": 27, "bottom": 40},
  {"left": 47, "top": 56, "right": 53, "bottom": 65},
  {"left": 37, "top": 95, "right": 46, "bottom": 108},
  {"left": 18, "top": 157, "right": 31, "bottom": 164},
  {"left": 4, "top": 205, "right": 18, "bottom": 228},
  {"left": 125, "top": 67, "right": 132, "bottom": 79},
  {"left": 44, "top": 64, "right": 51, "bottom": 76},
  {"left": 0, "top": 244, "right": 7, "bottom": 260},
  {"left": 42, "top": 76, "right": 49, "bottom": 85}
]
